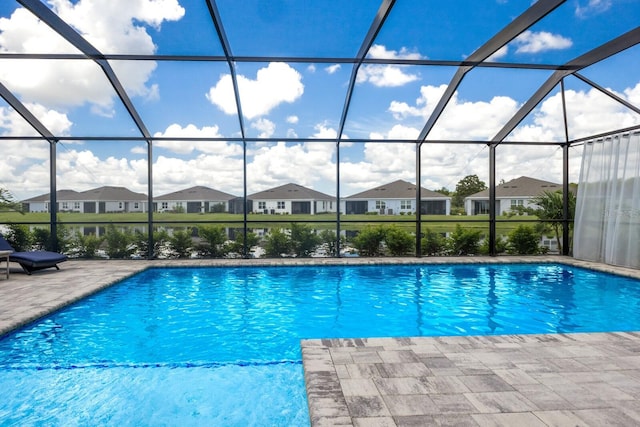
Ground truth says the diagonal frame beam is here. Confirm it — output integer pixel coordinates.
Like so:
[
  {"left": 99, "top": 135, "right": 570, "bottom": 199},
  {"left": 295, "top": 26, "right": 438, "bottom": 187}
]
[
  {"left": 418, "top": 0, "right": 565, "bottom": 144},
  {"left": 17, "top": 0, "right": 151, "bottom": 141},
  {"left": 492, "top": 26, "right": 640, "bottom": 143}
]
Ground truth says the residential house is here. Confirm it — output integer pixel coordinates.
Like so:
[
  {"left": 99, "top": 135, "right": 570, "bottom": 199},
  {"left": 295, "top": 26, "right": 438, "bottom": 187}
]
[
  {"left": 154, "top": 186, "right": 238, "bottom": 213},
  {"left": 248, "top": 183, "right": 336, "bottom": 215},
  {"left": 344, "top": 180, "right": 451, "bottom": 215},
  {"left": 22, "top": 186, "right": 148, "bottom": 213},
  {"left": 464, "top": 176, "right": 562, "bottom": 216}
]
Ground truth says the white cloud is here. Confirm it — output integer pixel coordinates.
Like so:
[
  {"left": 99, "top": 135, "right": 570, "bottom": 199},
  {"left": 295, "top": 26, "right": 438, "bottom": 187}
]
[
  {"left": 575, "top": 0, "right": 612, "bottom": 18},
  {"left": 513, "top": 31, "right": 573, "bottom": 54},
  {"left": 206, "top": 62, "right": 304, "bottom": 120},
  {"left": 286, "top": 115, "right": 299, "bottom": 124},
  {"left": 357, "top": 44, "right": 421, "bottom": 87},
  {"left": 251, "top": 118, "right": 276, "bottom": 138},
  {"left": 247, "top": 141, "right": 335, "bottom": 193},
  {"left": 307, "top": 64, "right": 316, "bottom": 73},
  {"left": 0, "top": 1, "right": 183, "bottom": 110},
  {"left": 325, "top": 64, "right": 341, "bottom": 74},
  {"left": 153, "top": 123, "right": 242, "bottom": 156},
  {"left": 486, "top": 45, "right": 509, "bottom": 62}
]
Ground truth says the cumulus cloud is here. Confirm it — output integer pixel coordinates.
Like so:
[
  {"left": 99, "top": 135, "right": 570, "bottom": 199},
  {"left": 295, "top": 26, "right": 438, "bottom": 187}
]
[
  {"left": 286, "top": 115, "right": 299, "bottom": 124},
  {"left": 325, "top": 64, "right": 341, "bottom": 74},
  {"left": 206, "top": 62, "right": 304, "bottom": 120},
  {"left": 251, "top": 118, "right": 276, "bottom": 138},
  {"left": 0, "top": 1, "right": 184, "bottom": 110},
  {"left": 575, "top": 0, "right": 612, "bottom": 18},
  {"left": 513, "top": 30, "right": 573, "bottom": 54},
  {"left": 357, "top": 44, "right": 421, "bottom": 87},
  {"left": 153, "top": 123, "right": 242, "bottom": 156}
]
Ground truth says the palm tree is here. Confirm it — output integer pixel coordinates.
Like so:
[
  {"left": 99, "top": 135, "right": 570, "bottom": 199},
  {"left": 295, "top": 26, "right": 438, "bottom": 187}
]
[
  {"left": 0, "top": 188, "right": 21, "bottom": 212},
  {"left": 521, "top": 190, "right": 576, "bottom": 253}
]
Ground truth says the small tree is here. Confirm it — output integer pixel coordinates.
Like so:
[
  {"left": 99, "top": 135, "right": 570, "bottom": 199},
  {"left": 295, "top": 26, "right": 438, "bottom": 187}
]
[
  {"left": 104, "top": 224, "right": 134, "bottom": 259},
  {"left": 197, "top": 225, "right": 228, "bottom": 257},
  {"left": 0, "top": 188, "right": 22, "bottom": 212},
  {"left": 447, "top": 224, "right": 482, "bottom": 255},
  {"left": 421, "top": 228, "right": 446, "bottom": 256},
  {"left": 169, "top": 229, "right": 193, "bottom": 258},
  {"left": 384, "top": 226, "right": 414, "bottom": 256},
  {"left": 290, "top": 223, "right": 320, "bottom": 257},
  {"left": 73, "top": 232, "right": 104, "bottom": 258},
  {"left": 453, "top": 175, "right": 487, "bottom": 209},
  {"left": 510, "top": 190, "right": 576, "bottom": 253},
  {"left": 353, "top": 225, "right": 386, "bottom": 256},
  {"left": 264, "top": 229, "right": 292, "bottom": 257},
  {"left": 507, "top": 225, "right": 541, "bottom": 255}
]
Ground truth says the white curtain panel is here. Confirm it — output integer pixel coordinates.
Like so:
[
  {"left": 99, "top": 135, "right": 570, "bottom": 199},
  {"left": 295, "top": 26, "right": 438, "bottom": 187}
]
[{"left": 573, "top": 131, "right": 640, "bottom": 269}]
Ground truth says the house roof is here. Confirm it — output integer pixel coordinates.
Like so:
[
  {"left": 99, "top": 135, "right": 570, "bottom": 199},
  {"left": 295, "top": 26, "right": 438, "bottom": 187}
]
[
  {"left": 248, "top": 183, "right": 334, "bottom": 200},
  {"left": 23, "top": 189, "right": 81, "bottom": 203},
  {"left": 23, "top": 186, "right": 147, "bottom": 202},
  {"left": 466, "top": 176, "right": 562, "bottom": 199},
  {"left": 347, "top": 180, "right": 449, "bottom": 200},
  {"left": 155, "top": 186, "right": 237, "bottom": 201}
]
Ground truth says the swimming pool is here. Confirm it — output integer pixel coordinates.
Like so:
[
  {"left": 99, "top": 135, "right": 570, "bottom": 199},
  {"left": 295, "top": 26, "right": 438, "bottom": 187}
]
[{"left": 1, "top": 262, "right": 639, "bottom": 425}]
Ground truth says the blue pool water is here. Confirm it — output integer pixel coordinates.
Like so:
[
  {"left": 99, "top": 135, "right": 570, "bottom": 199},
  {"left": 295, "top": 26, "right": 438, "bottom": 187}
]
[{"left": 1, "top": 263, "right": 640, "bottom": 425}]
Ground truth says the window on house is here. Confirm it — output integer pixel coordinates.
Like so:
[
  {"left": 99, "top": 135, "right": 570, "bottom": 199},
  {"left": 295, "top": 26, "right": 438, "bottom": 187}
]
[
  {"left": 258, "top": 201, "right": 266, "bottom": 210},
  {"left": 74, "top": 202, "right": 80, "bottom": 209},
  {"left": 161, "top": 202, "right": 168, "bottom": 210},
  {"left": 62, "top": 202, "right": 68, "bottom": 209},
  {"left": 510, "top": 199, "right": 524, "bottom": 207},
  {"left": 134, "top": 202, "right": 139, "bottom": 209},
  {"left": 119, "top": 202, "right": 123, "bottom": 209},
  {"left": 277, "top": 201, "right": 285, "bottom": 209},
  {"left": 400, "top": 200, "right": 411, "bottom": 210},
  {"left": 375, "top": 200, "right": 386, "bottom": 210}
]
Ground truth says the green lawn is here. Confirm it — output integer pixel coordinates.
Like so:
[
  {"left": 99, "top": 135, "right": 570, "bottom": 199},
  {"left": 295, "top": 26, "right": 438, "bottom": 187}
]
[{"left": 0, "top": 211, "right": 541, "bottom": 236}]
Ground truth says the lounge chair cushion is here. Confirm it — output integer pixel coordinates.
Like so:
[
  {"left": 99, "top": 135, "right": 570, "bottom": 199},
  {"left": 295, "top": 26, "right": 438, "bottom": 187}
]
[{"left": 0, "top": 234, "right": 67, "bottom": 274}]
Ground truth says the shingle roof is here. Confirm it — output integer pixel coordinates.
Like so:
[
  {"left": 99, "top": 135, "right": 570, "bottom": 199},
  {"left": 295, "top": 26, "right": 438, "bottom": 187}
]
[
  {"left": 248, "top": 183, "right": 334, "bottom": 200},
  {"left": 23, "top": 186, "right": 147, "bottom": 202},
  {"left": 346, "top": 180, "right": 449, "bottom": 200},
  {"left": 467, "top": 176, "right": 561, "bottom": 198},
  {"left": 155, "top": 186, "right": 236, "bottom": 201},
  {"left": 22, "top": 189, "right": 81, "bottom": 202}
]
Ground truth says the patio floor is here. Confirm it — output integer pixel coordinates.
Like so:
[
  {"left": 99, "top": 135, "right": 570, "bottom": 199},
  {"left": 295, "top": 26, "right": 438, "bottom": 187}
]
[{"left": 1, "top": 256, "right": 640, "bottom": 426}]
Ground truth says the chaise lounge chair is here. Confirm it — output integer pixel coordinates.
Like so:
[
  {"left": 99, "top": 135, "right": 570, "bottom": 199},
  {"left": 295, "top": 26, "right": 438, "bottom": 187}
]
[{"left": 0, "top": 234, "right": 68, "bottom": 275}]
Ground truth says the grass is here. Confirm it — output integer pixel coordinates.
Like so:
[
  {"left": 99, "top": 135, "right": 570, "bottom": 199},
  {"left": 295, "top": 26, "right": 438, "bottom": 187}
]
[{"left": 0, "top": 211, "right": 542, "bottom": 236}]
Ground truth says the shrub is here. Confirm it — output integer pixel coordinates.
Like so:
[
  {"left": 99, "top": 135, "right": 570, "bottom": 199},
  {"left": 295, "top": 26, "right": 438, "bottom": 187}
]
[
  {"left": 290, "top": 223, "right": 321, "bottom": 257},
  {"left": 73, "top": 232, "right": 104, "bottom": 259},
  {"left": 421, "top": 228, "right": 445, "bottom": 256},
  {"left": 104, "top": 224, "right": 134, "bottom": 259},
  {"left": 5, "top": 224, "right": 31, "bottom": 251},
  {"left": 196, "top": 225, "right": 228, "bottom": 258},
  {"left": 353, "top": 225, "right": 386, "bottom": 256},
  {"left": 169, "top": 229, "right": 193, "bottom": 258},
  {"left": 384, "top": 226, "right": 414, "bottom": 256},
  {"left": 264, "top": 229, "right": 292, "bottom": 257},
  {"left": 507, "top": 225, "right": 541, "bottom": 255},
  {"left": 447, "top": 224, "right": 482, "bottom": 255}
]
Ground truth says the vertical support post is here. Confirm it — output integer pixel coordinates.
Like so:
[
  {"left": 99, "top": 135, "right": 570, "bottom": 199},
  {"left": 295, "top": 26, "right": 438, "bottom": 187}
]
[
  {"left": 50, "top": 139, "right": 58, "bottom": 251},
  {"left": 560, "top": 79, "right": 571, "bottom": 256},
  {"left": 336, "top": 142, "right": 341, "bottom": 258},
  {"left": 147, "top": 140, "right": 154, "bottom": 259},
  {"left": 243, "top": 140, "right": 248, "bottom": 258},
  {"left": 415, "top": 142, "right": 422, "bottom": 257},
  {"left": 562, "top": 144, "right": 570, "bottom": 255},
  {"left": 489, "top": 144, "right": 496, "bottom": 256}
]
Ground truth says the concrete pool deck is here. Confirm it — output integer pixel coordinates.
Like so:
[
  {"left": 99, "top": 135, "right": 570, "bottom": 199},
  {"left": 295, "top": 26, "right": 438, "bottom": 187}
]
[{"left": 1, "top": 256, "right": 640, "bottom": 426}]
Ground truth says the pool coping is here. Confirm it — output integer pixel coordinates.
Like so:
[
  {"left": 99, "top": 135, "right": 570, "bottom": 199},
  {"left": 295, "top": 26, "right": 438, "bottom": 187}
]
[{"left": 1, "top": 256, "right": 639, "bottom": 426}]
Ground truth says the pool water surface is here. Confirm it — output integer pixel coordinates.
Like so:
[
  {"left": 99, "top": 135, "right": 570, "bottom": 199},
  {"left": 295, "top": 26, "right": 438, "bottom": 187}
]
[{"left": 1, "top": 263, "right": 640, "bottom": 425}]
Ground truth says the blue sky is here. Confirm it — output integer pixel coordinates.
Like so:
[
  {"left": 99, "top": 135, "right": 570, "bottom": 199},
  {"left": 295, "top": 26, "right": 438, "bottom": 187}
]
[{"left": 0, "top": 0, "right": 639, "bottom": 200}]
